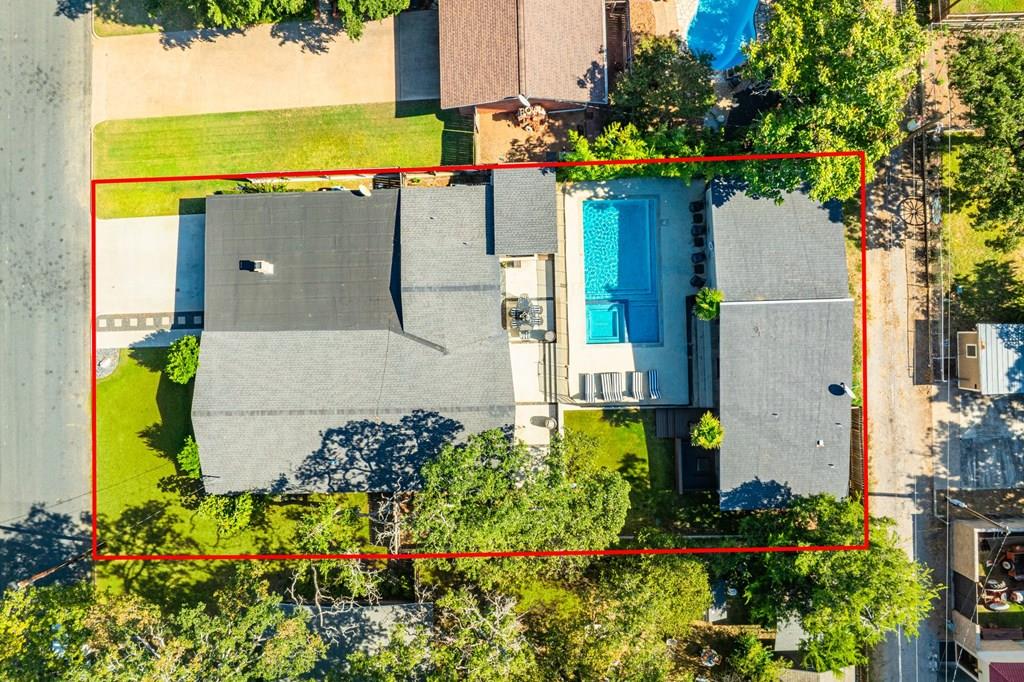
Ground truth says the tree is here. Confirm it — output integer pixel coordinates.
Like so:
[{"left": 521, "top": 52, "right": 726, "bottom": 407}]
[
  {"left": 694, "top": 287, "right": 724, "bottom": 321},
  {"left": 336, "top": 0, "right": 410, "bottom": 40},
  {"left": 197, "top": 491, "right": 256, "bottom": 537},
  {"left": 287, "top": 498, "right": 384, "bottom": 638},
  {"left": 165, "top": 334, "right": 199, "bottom": 384},
  {"left": 177, "top": 436, "right": 201, "bottom": 478},
  {"left": 337, "top": 590, "right": 537, "bottom": 682},
  {"left": 533, "top": 555, "right": 711, "bottom": 681},
  {"left": 145, "top": 0, "right": 306, "bottom": 29},
  {"left": 0, "top": 570, "right": 326, "bottom": 681},
  {"left": 560, "top": 122, "right": 714, "bottom": 182},
  {"left": 729, "top": 632, "right": 791, "bottom": 682},
  {"left": 690, "top": 411, "right": 723, "bottom": 449},
  {"left": 409, "top": 430, "right": 630, "bottom": 589},
  {"left": 742, "top": 0, "right": 926, "bottom": 201},
  {"left": 949, "top": 32, "right": 1024, "bottom": 247},
  {"left": 337, "top": 624, "right": 431, "bottom": 681},
  {"left": 611, "top": 35, "right": 716, "bottom": 132},
  {"left": 721, "top": 496, "right": 939, "bottom": 674}
]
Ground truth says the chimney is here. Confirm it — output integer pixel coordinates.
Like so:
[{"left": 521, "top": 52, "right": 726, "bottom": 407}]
[{"left": 253, "top": 260, "right": 274, "bottom": 275}]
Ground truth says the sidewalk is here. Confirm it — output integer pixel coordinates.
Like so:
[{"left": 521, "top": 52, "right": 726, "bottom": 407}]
[{"left": 91, "top": 11, "right": 439, "bottom": 124}]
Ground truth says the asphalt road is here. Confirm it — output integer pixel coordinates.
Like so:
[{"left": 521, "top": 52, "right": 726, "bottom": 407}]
[{"left": 0, "top": 1, "right": 92, "bottom": 585}]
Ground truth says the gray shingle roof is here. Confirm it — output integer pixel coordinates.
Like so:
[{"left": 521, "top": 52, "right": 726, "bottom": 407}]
[
  {"left": 193, "top": 187, "right": 516, "bottom": 495},
  {"left": 285, "top": 603, "right": 433, "bottom": 667},
  {"left": 492, "top": 168, "right": 557, "bottom": 255},
  {"left": 204, "top": 191, "right": 401, "bottom": 332},
  {"left": 438, "top": 0, "right": 608, "bottom": 109},
  {"left": 708, "top": 181, "right": 848, "bottom": 302},
  {"left": 977, "top": 323, "right": 1024, "bottom": 395},
  {"left": 717, "top": 299, "right": 853, "bottom": 510}
]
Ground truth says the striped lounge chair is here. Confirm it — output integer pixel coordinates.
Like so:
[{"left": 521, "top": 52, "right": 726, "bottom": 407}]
[
  {"left": 600, "top": 372, "right": 623, "bottom": 402},
  {"left": 581, "top": 373, "right": 596, "bottom": 403},
  {"left": 629, "top": 371, "right": 646, "bottom": 400},
  {"left": 647, "top": 369, "right": 661, "bottom": 400}
]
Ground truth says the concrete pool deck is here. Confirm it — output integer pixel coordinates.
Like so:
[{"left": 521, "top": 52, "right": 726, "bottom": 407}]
[{"left": 560, "top": 178, "right": 703, "bottom": 406}]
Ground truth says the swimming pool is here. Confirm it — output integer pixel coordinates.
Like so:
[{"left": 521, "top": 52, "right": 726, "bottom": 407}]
[
  {"left": 686, "top": 0, "right": 758, "bottom": 71},
  {"left": 582, "top": 199, "right": 660, "bottom": 344}
]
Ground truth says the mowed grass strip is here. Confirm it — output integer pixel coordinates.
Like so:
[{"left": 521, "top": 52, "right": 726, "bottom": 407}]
[
  {"left": 562, "top": 409, "right": 675, "bottom": 490},
  {"left": 948, "top": 0, "right": 1024, "bottom": 13},
  {"left": 94, "top": 101, "right": 470, "bottom": 218}
]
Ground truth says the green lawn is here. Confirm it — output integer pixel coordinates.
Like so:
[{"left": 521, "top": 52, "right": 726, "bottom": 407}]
[
  {"left": 979, "top": 602, "right": 1024, "bottom": 628},
  {"left": 942, "top": 134, "right": 1024, "bottom": 324},
  {"left": 94, "top": 101, "right": 474, "bottom": 218},
  {"left": 96, "top": 349, "right": 371, "bottom": 599},
  {"left": 948, "top": 0, "right": 1024, "bottom": 13},
  {"left": 563, "top": 409, "right": 677, "bottom": 531}
]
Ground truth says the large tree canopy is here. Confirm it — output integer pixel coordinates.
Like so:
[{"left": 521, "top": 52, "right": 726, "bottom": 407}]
[
  {"left": 611, "top": 35, "right": 716, "bottom": 132},
  {"left": 742, "top": 0, "right": 925, "bottom": 201},
  {"left": 144, "top": 0, "right": 408, "bottom": 36},
  {"left": 949, "top": 32, "right": 1024, "bottom": 248},
  {"left": 720, "top": 496, "right": 939, "bottom": 674},
  {"left": 0, "top": 570, "right": 325, "bottom": 681},
  {"left": 410, "top": 430, "right": 630, "bottom": 589}
]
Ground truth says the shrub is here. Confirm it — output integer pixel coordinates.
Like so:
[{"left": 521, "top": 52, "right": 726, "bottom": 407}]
[
  {"left": 729, "top": 632, "right": 790, "bottom": 682},
  {"left": 165, "top": 335, "right": 199, "bottom": 384},
  {"left": 690, "top": 411, "right": 723, "bottom": 449},
  {"left": 198, "top": 493, "right": 256, "bottom": 537},
  {"left": 176, "top": 436, "right": 201, "bottom": 478},
  {"left": 695, "top": 287, "right": 724, "bottom": 321}
]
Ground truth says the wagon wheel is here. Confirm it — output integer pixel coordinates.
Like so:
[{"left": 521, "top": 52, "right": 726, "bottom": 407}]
[{"left": 899, "top": 197, "right": 927, "bottom": 227}]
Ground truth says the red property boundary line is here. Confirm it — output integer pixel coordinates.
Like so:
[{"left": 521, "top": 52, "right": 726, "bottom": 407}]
[{"left": 91, "top": 150, "right": 870, "bottom": 561}]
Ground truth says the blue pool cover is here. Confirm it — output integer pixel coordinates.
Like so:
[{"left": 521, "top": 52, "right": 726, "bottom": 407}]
[
  {"left": 687, "top": 0, "right": 758, "bottom": 71},
  {"left": 582, "top": 199, "right": 660, "bottom": 344}
]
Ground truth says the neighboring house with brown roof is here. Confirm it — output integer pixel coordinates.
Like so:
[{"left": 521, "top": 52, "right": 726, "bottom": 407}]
[{"left": 438, "top": 0, "right": 608, "bottom": 111}]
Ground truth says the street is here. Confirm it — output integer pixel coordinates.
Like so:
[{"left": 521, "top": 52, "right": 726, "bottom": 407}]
[{"left": 0, "top": 1, "right": 92, "bottom": 585}]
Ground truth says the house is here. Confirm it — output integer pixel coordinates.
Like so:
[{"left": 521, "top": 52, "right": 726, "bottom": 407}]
[
  {"left": 704, "top": 180, "right": 854, "bottom": 510},
  {"left": 437, "top": 0, "right": 608, "bottom": 112},
  {"left": 774, "top": 618, "right": 856, "bottom": 681},
  {"left": 950, "top": 518, "right": 1024, "bottom": 681},
  {"left": 191, "top": 171, "right": 559, "bottom": 495},
  {"left": 958, "top": 324, "right": 1024, "bottom": 395},
  {"left": 286, "top": 603, "right": 433, "bottom": 673}
]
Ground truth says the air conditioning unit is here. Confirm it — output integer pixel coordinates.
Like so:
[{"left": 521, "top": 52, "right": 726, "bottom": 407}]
[{"left": 253, "top": 260, "right": 274, "bottom": 275}]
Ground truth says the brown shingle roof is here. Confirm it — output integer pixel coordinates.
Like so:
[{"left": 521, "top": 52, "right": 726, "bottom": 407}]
[{"left": 439, "top": 0, "right": 607, "bottom": 109}]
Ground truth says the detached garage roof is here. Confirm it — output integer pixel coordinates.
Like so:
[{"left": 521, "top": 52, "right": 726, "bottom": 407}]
[
  {"left": 709, "top": 181, "right": 854, "bottom": 510},
  {"left": 975, "top": 323, "right": 1024, "bottom": 395},
  {"left": 438, "top": 0, "right": 608, "bottom": 109}
]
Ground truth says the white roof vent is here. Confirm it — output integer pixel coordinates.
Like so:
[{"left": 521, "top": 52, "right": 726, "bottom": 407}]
[{"left": 816, "top": 439, "right": 825, "bottom": 448}]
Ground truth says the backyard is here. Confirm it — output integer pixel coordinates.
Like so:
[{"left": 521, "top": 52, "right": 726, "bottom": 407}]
[
  {"left": 96, "top": 348, "right": 373, "bottom": 595},
  {"left": 942, "top": 134, "right": 1024, "bottom": 325},
  {"left": 562, "top": 409, "right": 676, "bottom": 530},
  {"left": 93, "top": 101, "right": 473, "bottom": 218}
]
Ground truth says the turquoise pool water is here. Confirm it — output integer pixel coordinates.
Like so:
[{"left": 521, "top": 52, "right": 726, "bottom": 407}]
[
  {"left": 687, "top": 0, "right": 758, "bottom": 71},
  {"left": 582, "top": 199, "right": 659, "bottom": 344}
]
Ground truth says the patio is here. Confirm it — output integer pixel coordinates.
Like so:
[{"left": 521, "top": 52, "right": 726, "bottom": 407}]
[
  {"left": 475, "top": 106, "right": 606, "bottom": 164},
  {"left": 559, "top": 177, "right": 703, "bottom": 406}
]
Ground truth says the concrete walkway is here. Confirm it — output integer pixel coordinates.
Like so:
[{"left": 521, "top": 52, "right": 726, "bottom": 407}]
[{"left": 91, "top": 10, "right": 439, "bottom": 123}]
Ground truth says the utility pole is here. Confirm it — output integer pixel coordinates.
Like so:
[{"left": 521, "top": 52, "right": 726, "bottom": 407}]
[{"left": 8, "top": 541, "right": 101, "bottom": 591}]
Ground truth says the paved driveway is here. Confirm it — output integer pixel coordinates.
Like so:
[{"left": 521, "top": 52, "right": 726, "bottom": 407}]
[
  {"left": 92, "top": 10, "right": 440, "bottom": 123},
  {"left": 96, "top": 214, "right": 205, "bottom": 348},
  {"left": 0, "top": 1, "right": 92, "bottom": 586}
]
